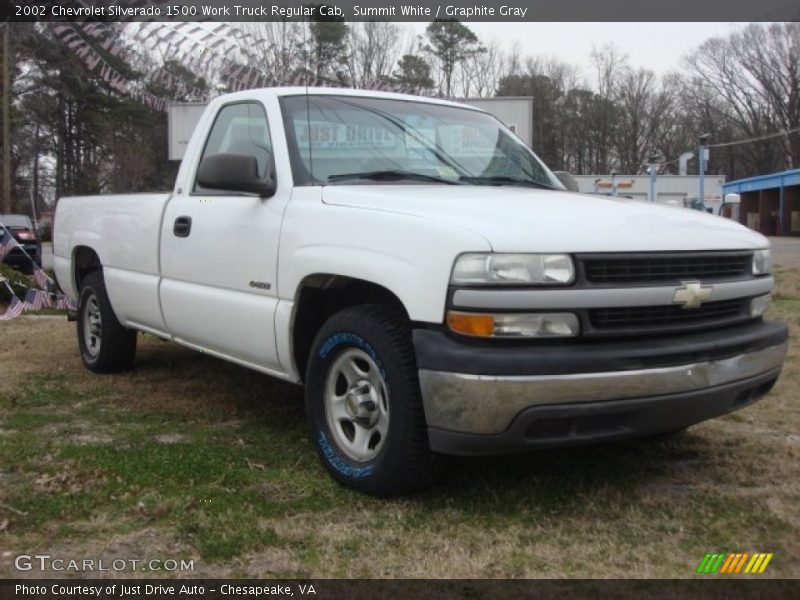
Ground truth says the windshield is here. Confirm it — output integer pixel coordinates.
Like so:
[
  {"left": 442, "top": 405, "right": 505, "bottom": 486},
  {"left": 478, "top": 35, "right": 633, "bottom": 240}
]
[
  {"left": 280, "top": 95, "right": 564, "bottom": 190},
  {"left": 0, "top": 215, "right": 33, "bottom": 229}
]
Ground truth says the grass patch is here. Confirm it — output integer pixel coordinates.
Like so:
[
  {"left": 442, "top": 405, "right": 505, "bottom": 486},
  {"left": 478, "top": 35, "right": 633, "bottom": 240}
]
[
  {"left": 1, "top": 270, "right": 799, "bottom": 577},
  {"left": 0, "top": 263, "right": 35, "bottom": 300}
]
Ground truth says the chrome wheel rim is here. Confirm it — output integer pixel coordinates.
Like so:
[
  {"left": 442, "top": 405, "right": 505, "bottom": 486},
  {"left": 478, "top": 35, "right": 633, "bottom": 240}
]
[
  {"left": 82, "top": 292, "right": 102, "bottom": 358},
  {"left": 324, "top": 348, "right": 389, "bottom": 462}
]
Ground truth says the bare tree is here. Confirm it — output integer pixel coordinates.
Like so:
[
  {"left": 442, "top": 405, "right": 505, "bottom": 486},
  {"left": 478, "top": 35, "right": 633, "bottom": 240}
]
[
  {"left": 504, "top": 41, "right": 523, "bottom": 78},
  {"left": 684, "top": 23, "right": 800, "bottom": 173},
  {"left": 654, "top": 72, "right": 700, "bottom": 174},
  {"left": 346, "top": 22, "right": 403, "bottom": 88},
  {"left": 588, "top": 44, "right": 628, "bottom": 172},
  {"left": 591, "top": 44, "right": 627, "bottom": 101},
  {"left": 241, "top": 21, "right": 306, "bottom": 84},
  {"left": 457, "top": 39, "right": 505, "bottom": 98},
  {"left": 613, "top": 67, "right": 674, "bottom": 173}
]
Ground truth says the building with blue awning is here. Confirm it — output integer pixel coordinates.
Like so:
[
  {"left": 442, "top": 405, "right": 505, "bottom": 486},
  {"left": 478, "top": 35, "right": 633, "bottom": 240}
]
[{"left": 723, "top": 169, "right": 800, "bottom": 237}]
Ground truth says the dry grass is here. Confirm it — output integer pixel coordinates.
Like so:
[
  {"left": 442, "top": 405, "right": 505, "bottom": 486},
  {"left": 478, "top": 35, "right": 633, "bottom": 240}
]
[{"left": 1, "top": 270, "right": 799, "bottom": 579}]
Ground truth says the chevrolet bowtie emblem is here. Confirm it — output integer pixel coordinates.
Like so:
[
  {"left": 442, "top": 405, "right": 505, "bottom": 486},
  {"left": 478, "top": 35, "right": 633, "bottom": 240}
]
[{"left": 673, "top": 281, "right": 713, "bottom": 309}]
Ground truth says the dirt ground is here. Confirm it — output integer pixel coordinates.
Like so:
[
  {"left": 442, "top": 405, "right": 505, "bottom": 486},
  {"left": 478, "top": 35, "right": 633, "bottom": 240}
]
[{"left": 770, "top": 236, "right": 800, "bottom": 269}]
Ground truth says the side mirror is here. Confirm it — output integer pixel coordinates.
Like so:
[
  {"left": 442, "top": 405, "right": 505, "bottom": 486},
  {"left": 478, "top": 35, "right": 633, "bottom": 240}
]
[
  {"left": 196, "top": 153, "right": 276, "bottom": 198},
  {"left": 553, "top": 171, "right": 580, "bottom": 192},
  {"left": 723, "top": 193, "right": 741, "bottom": 205}
]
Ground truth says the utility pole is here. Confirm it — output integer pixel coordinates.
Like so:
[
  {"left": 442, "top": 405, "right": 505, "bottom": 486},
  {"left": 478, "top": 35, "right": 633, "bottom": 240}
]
[
  {"left": 2, "top": 24, "right": 10, "bottom": 215},
  {"left": 698, "top": 133, "right": 710, "bottom": 209}
]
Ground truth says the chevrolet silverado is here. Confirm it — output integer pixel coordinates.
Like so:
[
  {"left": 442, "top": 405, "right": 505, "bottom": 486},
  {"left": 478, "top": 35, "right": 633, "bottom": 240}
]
[{"left": 53, "top": 88, "right": 788, "bottom": 495}]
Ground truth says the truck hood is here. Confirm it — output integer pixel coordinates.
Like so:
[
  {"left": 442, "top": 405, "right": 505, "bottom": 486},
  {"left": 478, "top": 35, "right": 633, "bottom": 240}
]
[{"left": 322, "top": 185, "right": 768, "bottom": 252}]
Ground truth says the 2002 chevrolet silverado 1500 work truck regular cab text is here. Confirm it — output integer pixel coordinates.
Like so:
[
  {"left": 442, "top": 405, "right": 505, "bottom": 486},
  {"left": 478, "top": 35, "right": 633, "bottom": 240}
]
[{"left": 54, "top": 88, "right": 788, "bottom": 495}]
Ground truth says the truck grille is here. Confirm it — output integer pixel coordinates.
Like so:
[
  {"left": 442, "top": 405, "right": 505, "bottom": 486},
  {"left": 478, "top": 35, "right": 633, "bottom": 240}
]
[
  {"left": 589, "top": 298, "right": 748, "bottom": 332},
  {"left": 581, "top": 252, "right": 752, "bottom": 284}
]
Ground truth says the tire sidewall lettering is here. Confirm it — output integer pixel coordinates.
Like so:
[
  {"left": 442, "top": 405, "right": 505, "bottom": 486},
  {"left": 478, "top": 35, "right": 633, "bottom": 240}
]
[
  {"left": 318, "top": 332, "right": 388, "bottom": 384},
  {"left": 317, "top": 431, "right": 375, "bottom": 478}
]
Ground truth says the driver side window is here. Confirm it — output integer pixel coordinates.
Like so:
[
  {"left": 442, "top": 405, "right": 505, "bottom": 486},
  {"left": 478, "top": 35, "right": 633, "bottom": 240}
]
[{"left": 195, "top": 102, "right": 273, "bottom": 191}]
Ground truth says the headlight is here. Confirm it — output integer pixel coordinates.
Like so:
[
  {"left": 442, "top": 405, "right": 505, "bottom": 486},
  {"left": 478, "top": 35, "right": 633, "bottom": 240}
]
[
  {"left": 446, "top": 311, "right": 580, "bottom": 338},
  {"left": 451, "top": 253, "right": 574, "bottom": 286},
  {"left": 753, "top": 249, "right": 772, "bottom": 275},
  {"left": 749, "top": 294, "right": 771, "bottom": 318}
]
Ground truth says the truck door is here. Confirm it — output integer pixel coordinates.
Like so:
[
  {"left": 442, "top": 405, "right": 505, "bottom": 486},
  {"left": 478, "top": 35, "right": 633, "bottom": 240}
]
[{"left": 159, "top": 101, "right": 288, "bottom": 374}]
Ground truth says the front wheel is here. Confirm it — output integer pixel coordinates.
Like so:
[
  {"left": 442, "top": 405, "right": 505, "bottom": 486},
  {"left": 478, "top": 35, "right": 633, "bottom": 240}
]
[
  {"left": 305, "top": 304, "right": 445, "bottom": 496},
  {"left": 77, "top": 271, "right": 137, "bottom": 373}
]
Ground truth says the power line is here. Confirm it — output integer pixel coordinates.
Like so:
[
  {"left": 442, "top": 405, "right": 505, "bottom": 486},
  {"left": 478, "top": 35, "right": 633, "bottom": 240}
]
[
  {"left": 652, "top": 125, "right": 800, "bottom": 173},
  {"left": 707, "top": 125, "right": 800, "bottom": 149}
]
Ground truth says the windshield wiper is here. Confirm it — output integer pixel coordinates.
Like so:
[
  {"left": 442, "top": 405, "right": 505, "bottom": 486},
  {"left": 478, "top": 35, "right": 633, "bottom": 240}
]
[
  {"left": 328, "top": 170, "right": 462, "bottom": 185},
  {"left": 460, "top": 175, "right": 556, "bottom": 190}
]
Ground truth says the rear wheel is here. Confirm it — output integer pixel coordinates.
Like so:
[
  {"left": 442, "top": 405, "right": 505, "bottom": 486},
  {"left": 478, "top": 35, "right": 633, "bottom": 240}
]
[
  {"left": 305, "top": 304, "right": 445, "bottom": 496},
  {"left": 77, "top": 271, "right": 137, "bottom": 372}
]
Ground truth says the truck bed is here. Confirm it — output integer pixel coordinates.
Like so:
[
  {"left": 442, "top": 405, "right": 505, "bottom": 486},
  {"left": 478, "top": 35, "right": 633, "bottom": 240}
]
[{"left": 54, "top": 193, "right": 172, "bottom": 333}]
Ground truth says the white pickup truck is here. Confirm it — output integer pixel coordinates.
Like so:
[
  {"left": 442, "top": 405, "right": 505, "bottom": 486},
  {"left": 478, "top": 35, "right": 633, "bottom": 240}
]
[{"left": 54, "top": 87, "right": 787, "bottom": 495}]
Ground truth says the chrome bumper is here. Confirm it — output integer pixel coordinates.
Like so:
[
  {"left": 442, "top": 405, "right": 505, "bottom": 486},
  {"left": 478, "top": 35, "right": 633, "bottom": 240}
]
[{"left": 418, "top": 343, "right": 787, "bottom": 435}]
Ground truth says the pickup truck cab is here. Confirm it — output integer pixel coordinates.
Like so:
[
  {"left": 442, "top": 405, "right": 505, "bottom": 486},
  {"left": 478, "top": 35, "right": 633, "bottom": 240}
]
[{"left": 54, "top": 88, "right": 788, "bottom": 495}]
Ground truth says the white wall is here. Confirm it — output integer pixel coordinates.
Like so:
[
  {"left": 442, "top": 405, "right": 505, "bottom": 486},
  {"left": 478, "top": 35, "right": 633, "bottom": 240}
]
[
  {"left": 573, "top": 174, "right": 726, "bottom": 209},
  {"left": 167, "top": 103, "right": 207, "bottom": 161},
  {"left": 463, "top": 98, "right": 534, "bottom": 148}
]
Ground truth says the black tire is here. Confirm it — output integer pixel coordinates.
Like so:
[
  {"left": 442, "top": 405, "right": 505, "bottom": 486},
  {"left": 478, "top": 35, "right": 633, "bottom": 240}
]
[
  {"left": 305, "top": 304, "right": 446, "bottom": 496},
  {"left": 77, "top": 271, "right": 137, "bottom": 373}
]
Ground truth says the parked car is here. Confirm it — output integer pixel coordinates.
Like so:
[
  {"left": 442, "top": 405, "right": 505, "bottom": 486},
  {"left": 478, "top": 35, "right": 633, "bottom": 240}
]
[
  {"left": 53, "top": 88, "right": 787, "bottom": 495},
  {"left": 0, "top": 213, "right": 42, "bottom": 272}
]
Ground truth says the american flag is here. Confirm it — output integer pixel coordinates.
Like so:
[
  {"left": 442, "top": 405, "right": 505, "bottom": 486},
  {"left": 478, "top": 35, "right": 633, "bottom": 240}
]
[
  {"left": 22, "top": 289, "right": 51, "bottom": 311},
  {"left": 0, "top": 232, "right": 17, "bottom": 262},
  {"left": 32, "top": 266, "right": 52, "bottom": 291},
  {"left": 56, "top": 294, "right": 77, "bottom": 311},
  {"left": 0, "top": 295, "right": 24, "bottom": 321}
]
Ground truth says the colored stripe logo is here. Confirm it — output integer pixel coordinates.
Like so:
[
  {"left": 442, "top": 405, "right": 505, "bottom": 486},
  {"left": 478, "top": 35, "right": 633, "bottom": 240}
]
[{"left": 697, "top": 552, "right": 773, "bottom": 574}]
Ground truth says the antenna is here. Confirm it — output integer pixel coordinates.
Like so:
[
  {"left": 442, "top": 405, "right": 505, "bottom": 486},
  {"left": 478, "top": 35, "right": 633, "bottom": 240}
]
[{"left": 303, "top": 15, "right": 314, "bottom": 183}]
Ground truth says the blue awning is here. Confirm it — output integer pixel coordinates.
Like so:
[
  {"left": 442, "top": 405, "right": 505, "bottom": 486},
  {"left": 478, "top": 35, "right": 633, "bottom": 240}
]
[{"left": 723, "top": 169, "right": 800, "bottom": 194}]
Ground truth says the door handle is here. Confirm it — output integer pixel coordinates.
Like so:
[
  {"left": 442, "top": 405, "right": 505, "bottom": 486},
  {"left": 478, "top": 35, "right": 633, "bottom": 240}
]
[{"left": 173, "top": 216, "right": 192, "bottom": 238}]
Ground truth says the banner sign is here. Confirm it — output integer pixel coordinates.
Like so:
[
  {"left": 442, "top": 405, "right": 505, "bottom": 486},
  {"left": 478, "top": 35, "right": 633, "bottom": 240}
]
[
  {"left": 47, "top": 22, "right": 171, "bottom": 111},
  {"left": 294, "top": 122, "right": 399, "bottom": 151},
  {"left": 43, "top": 20, "right": 408, "bottom": 111},
  {"left": 3, "top": 0, "right": 800, "bottom": 22}
]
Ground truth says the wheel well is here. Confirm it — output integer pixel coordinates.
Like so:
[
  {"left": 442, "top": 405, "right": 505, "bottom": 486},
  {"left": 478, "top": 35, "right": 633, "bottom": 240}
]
[
  {"left": 73, "top": 246, "right": 102, "bottom": 291},
  {"left": 292, "top": 275, "right": 408, "bottom": 382}
]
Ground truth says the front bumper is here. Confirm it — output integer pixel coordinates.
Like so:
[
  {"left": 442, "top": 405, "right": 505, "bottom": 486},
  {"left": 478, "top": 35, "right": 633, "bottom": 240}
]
[{"left": 413, "top": 320, "right": 788, "bottom": 455}]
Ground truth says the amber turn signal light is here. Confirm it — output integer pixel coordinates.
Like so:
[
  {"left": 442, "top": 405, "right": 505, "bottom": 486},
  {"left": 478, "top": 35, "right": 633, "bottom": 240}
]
[{"left": 446, "top": 311, "right": 495, "bottom": 337}]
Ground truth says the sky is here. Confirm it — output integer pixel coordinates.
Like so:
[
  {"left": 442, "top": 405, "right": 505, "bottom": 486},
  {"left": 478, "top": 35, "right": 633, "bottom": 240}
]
[{"left": 407, "top": 22, "right": 745, "bottom": 78}]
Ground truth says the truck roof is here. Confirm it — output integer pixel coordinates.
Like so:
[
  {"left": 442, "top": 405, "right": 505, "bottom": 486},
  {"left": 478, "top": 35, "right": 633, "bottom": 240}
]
[{"left": 212, "top": 86, "right": 485, "bottom": 112}]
